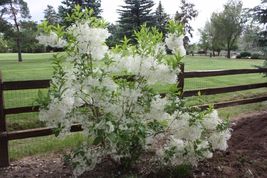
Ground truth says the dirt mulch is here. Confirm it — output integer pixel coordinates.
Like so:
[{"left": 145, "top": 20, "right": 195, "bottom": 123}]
[{"left": 0, "top": 111, "right": 266, "bottom": 178}]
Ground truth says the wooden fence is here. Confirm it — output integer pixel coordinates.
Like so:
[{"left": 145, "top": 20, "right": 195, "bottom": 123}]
[{"left": 1, "top": 65, "right": 267, "bottom": 167}]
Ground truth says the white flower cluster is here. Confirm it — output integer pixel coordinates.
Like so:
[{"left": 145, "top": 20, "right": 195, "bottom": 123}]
[
  {"left": 151, "top": 109, "right": 231, "bottom": 166},
  {"left": 68, "top": 22, "right": 110, "bottom": 60},
  {"left": 112, "top": 54, "right": 178, "bottom": 85},
  {"left": 165, "top": 33, "right": 186, "bottom": 57},
  {"left": 38, "top": 18, "right": 231, "bottom": 177},
  {"left": 36, "top": 32, "right": 67, "bottom": 48}
]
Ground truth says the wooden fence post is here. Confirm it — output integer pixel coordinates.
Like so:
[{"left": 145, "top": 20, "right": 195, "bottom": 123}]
[
  {"left": 0, "top": 71, "right": 9, "bottom": 167},
  {"left": 177, "top": 63, "right": 185, "bottom": 98}
]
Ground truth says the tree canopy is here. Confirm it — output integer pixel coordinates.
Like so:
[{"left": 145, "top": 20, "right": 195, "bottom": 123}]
[
  {"left": 211, "top": 0, "right": 244, "bottom": 58},
  {"left": 44, "top": 5, "right": 59, "bottom": 25},
  {"left": 154, "top": 1, "right": 169, "bottom": 38},
  {"left": 117, "top": 0, "right": 155, "bottom": 43},
  {"left": 0, "top": 0, "right": 31, "bottom": 61},
  {"left": 58, "top": 0, "right": 102, "bottom": 26},
  {"left": 175, "top": 0, "right": 198, "bottom": 48}
]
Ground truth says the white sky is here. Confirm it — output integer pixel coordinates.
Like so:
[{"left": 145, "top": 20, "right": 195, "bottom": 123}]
[{"left": 25, "top": 0, "right": 261, "bottom": 43}]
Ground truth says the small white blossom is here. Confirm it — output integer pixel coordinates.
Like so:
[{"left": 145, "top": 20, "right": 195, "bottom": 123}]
[
  {"left": 165, "top": 33, "right": 186, "bottom": 56},
  {"left": 36, "top": 32, "right": 67, "bottom": 48}
]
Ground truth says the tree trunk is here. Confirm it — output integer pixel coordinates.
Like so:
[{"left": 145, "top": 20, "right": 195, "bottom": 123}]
[
  {"left": 217, "top": 50, "right": 221, "bottom": 56},
  {"left": 227, "top": 42, "right": 231, "bottom": 58},
  {"left": 227, "top": 49, "right": 231, "bottom": 58},
  {"left": 16, "top": 37, "right": 22, "bottom": 62},
  {"left": 10, "top": 1, "right": 22, "bottom": 62}
]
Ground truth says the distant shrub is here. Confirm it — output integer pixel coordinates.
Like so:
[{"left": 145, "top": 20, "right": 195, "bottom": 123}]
[
  {"left": 236, "top": 55, "right": 241, "bottom": 59},
  {"left": 251, "top": 53, "right": 260, "bottom": 59},
  {"left": 197, "top": 50, "right": 206, "bottom": 54},
  {"left": 240, "top": 52, "right": 251, "bottom": 58}
]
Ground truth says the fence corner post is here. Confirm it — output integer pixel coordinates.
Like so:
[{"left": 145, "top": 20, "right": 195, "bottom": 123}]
[
  {"left": 177, "top": 63, "right": 185, "bottom": 98},
  {"left": 0, "top": 71, "right": 9, "bottom": 167}
]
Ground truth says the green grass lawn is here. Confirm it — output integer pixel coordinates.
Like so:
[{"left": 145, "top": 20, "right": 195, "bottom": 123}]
[
  {"left": 0, "top": 53, "right": 266, "bottom": 161},
  {"left": 0, "top": 53, "right": 53, "bottom": 81}
]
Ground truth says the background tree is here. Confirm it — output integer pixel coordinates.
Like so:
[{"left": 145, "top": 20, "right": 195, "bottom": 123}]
[
  {"left": 238, "top": 24, "right": 262, "bottom": 52},
  {"left": 44, "top": 5, "right": 59, "bottom": 25},
  {"left": 198, "top": 22, "right": 210, "bottom": 55},
  {"left": 175, "top": 0, "right": 198, "bottom": 47},
  {"left": 154, "top": 1, "right": 169, "bottom": 38},
  {"left": 20, "top": 21, "right": 44, "bottom": 53},
  {"left": 211, "top": 0, "right": 244, "bottom": 58},
  {"left": 106, "top": 23, "right": 122, "bottom": 47},
  {"left": 58, "top": 0, "right": 102, "bottom": 26},
  {"left": 250, "top": 0, "right": 267, "bottom": 57},
  {"left": 249, "top": 0, "right": 267, "bottom": 71},
  {"left": 117, "top": 0, "right": 155, "bottom": 43},
  {"left": 0, "top": 0, "right": 31, "bottom": 62},
  {"left": 198, "top": 19, "right": 225, "bottom": 57},
  {"left": 0, "top": 33, "right": 9, "bottom": 52}
]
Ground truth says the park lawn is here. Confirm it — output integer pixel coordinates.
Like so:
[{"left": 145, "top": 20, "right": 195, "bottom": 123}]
[
  {"left": 0, "top": 53, "right": 267, "bottom": 160},
  {"left": 0, "top": 53, "right": 54, "bottom": 81}
]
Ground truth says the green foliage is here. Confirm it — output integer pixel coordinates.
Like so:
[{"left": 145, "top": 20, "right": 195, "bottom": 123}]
[
  {"left": 0, "top": 34, "right": 8, "bottom": 52},
  {"left": 0, "top": 0, "right": 31, "bottom": 61},
  {"left": 58, "top": 0, "right": 102, "bottom": 26},
  {"left": 44, "top": 5, "right": 60, "bottom": 25},
  {"left": 240, "top": 51, "right": 251, "bottom": 58},
  {"left": 154, "top": 1, "right": 170, "bottom": 38},
  {"left": 117, "top": 0, "right": 155, "bottom": 43},
  {"left": 250, "top": 0, "right": 267, "bottom": 70},
  {"left": 211, "top": 0, "right": 244, "bottom": 58},
  {"left": 251, "top": 53, "right": 261, "bottom": 59},
  {"left": 175, "top": 0, "right": 198, "bottom": 46}
]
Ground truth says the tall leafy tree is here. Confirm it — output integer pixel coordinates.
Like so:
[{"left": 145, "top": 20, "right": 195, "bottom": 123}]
[
  {"left": 250, "top": 0, "right": 267, "bottom": 57},
  {"left": 239, "top": 24, "right": 262, "bottom": 52},
  {"left": 44, "top": 5, "right": 59, "bottom": 25},
  {"left": 154, "top": 1, "right": 170, "bottom": 37},
  {"left": 250, "top": 0, "right": 267, "bottom": 71},
  {"left": 117, "top": 0, "right": 155, "bottom": 43},
  {"left": 58, "top": 0, "right": 102, "bottom": 26},
  {"left": 198, "top": 23, "right": 210, "bottom": 55},
  {"left": 106, "top": 23, "right": 122, "bottom": 47},
  {"left": 20, "top": 20, "right": 43, "bottom": 53},
  {"left": 199, "top": 16, "right": 225, "bottom": 56},
  {"left": 0, "top": 0, "right": 31, "bottom": 62},
  {"left": 175, "top": 0, "right": 198, "bottom": 46},
  {"left": 212, "top": 0, "right": 244, "bottom": 58}
]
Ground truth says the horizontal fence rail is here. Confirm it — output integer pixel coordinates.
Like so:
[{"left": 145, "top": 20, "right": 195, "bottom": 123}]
[
  {"left": 197, "top": 95, "right": 267, "bottom": 110},
  {"left": 184, "top": 68, "right": 267, "bottom": 78},
  {"left": 6, "top": 124, "right": 83, "bottom": 140},
  {"left": 183, "top": 82, "right": 267, "bottom": 97},
  {"left": 3, "top": 80, "right": 50, "bottom": 90},
  {"left": 1, "top": 66, "right": 267, "bottom": 167}
]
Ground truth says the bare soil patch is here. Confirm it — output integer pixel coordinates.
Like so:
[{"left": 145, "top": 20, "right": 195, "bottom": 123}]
[{"left": 1, "top": 110, "right": 266, "bottom": 178}]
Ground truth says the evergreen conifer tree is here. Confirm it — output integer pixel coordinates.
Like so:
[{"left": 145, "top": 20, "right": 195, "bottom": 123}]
[
  {"left": 154, "top": 1, "right": 170, "bottom": 38},
  {"left": 117, "top": 0, "right": 155, "bottom": 42},
  {"left": 58, "top": 0, "right": 102, "bottom": 26},
  {"left": 44, "top": 5, "right": 59, "bottom": 25}
]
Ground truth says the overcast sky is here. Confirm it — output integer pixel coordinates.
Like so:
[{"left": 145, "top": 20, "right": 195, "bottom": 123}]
[{"left": 24, "top": 0, "right": 261, "bottom": 43}]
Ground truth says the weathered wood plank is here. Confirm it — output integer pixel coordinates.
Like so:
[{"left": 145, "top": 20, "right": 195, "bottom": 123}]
[
  {"left": 0, "top": 72, "right": 9, "bottom": 167},
  {"left": 183, "top": 82, "right": 267, "bottom": 97},
  {"left": 184, "top": 68, "right": 267, "bottom": 78},
  {"left": 197, "top": 95, "right": 267, "bottom": 110},
  {"left": 4, "top": 106, "right": 40, "bottom": 115},
  {"left": 7, "top": 124, "right": 83, "bottom": 140},
  {"left": 3, "top": 80, "right": 50, "bottom": 90}
]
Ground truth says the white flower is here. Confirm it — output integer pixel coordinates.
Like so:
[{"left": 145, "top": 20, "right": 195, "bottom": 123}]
[
  {"left": 202, "top": 110, "right": 221, "bottom": 130},
  {"left": 165, "top": 33, "right": 186, "bottom": 57},
  {"left": 69, "top": 22, "right": 110, "bottom": 60},
  {"left": 36, "top": 32, "right": 66, "bottom": 48},
  {"left": 208, "top": 129, "right": 231, "bottom": 151}
]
